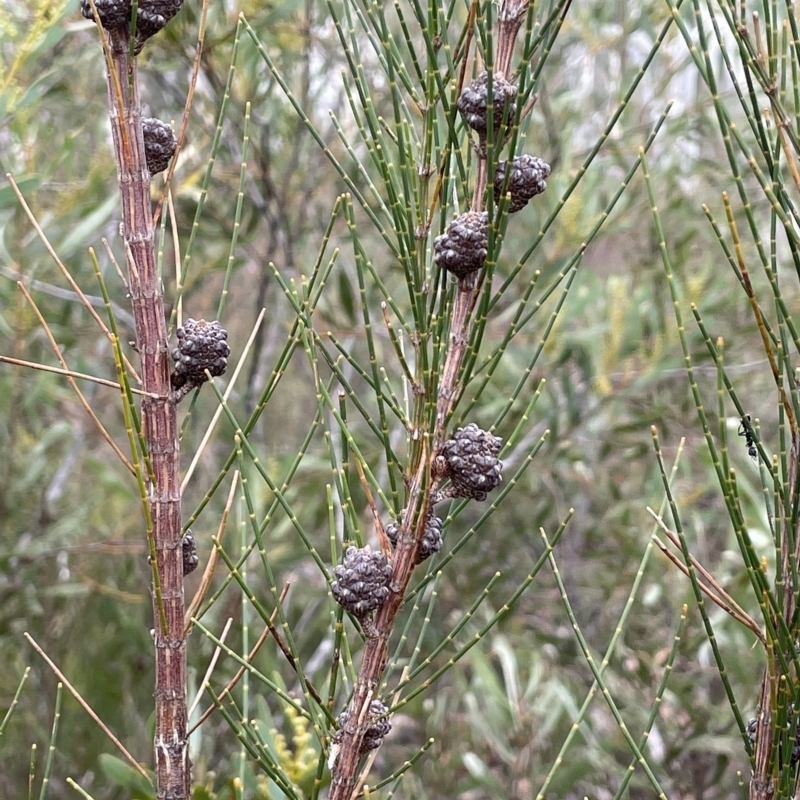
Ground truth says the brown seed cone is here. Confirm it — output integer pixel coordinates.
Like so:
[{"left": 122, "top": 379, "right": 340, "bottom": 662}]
[
  {"left": 80, "top": 0, "right": 183, "bottom": 53},
  {"left": 494, "top": 155, "right": 551, "bottom": 212},
  {"left": 133, "top": 0, "right": 184, "bottom": 53},
  {"left": 385, "top": 511, "right": 443, "bottom": 563},
  {"left": 457, "top": 71, "right": 518, "bottom": 139},
  {"left": 331, "top": 545, "right": 392, "bottom": 618},
  {"left": 335, "top": 700, "right": 391, "bottom": 754},
  {"left": 142, "top": 117, "right": 177, "bottom": 176},
  {"left": 747, "top": 713, "right": 800, "bottom": 765},
  {"left": 433, "top": 211, "right": 489, "bottom": 279},
  {"left": 182, "top": 531, "right": 198, "bottom": 575},
  {"left": 171, "top": 319, "right": 230, "bottom": 393},
  {"left": 80, "top": 0, "right": 132, "bottom": 29},
  {"left": 440, "top": 423, "right": 503, "bottom": 501}
]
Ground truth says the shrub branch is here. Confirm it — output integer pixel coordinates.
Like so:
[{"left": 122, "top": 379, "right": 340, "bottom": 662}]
[
  {"left": 97, "top": 23, "right": 189, "bottom": 800},
  {"left": 328, "top": 4, "right": 530, "bottom": 798}
]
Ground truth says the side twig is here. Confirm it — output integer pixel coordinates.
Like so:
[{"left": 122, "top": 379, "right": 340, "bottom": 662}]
[{"left": 24, "top": 632, "right": 152, "bottom": 785}]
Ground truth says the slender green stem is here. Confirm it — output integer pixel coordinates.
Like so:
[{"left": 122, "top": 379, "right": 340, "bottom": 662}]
[
  {"left": 0, "top": 667, "right": 30, "bottom": 736},
  {"left": 612, "top": 606, "right": 689, "bottom": 799},
  {"left": 37, "top": 683, "right": 62, "bottom": 800},
  {"left": 542, "top": 529, "right": 668, "bottom": 799},
  {"left": 536, "top": 441, "right": 687, "bottom": 798},
  {"left": 218, "top": 101, "right": 251, "bottom": 319},
  {"left": 169, "top": 16, "right": 244, "bottom": 331}
]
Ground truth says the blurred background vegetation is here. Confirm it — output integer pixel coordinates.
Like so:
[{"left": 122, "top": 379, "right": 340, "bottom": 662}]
[{"left": 0, "top": 0, "right": 785, "bottom": 798}]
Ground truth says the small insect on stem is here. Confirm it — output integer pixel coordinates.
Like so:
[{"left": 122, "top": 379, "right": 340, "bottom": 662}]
[{"left": 738, "top": 415, "right": 758, "bottom": 459}]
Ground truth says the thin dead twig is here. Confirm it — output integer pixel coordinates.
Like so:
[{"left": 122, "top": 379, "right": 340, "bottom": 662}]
[
  {"left": 0, "top": 355, "right": 157, "bottom": 397},
  {"left": 17, "top": 282, "right": 136, "bottom": 474},
  {"left": 183, "top": 472, "right": 239, "bottom": 634},
  {"left": 24, "top": 632, "right": 152, "bottom": 785},
  {"left": 647, "top": 508, "right": 764, "bottom": 643},
  {"left": 181, "top": 309, "right": 267, "bottom": 493},
  {"left": 0, "top": 265, "right": 136, "bottom": 329},
  {"left": 152, "top": 0, "right": 211, "bottom": 227},
  {"left": 353, "top": 455, "right": 392, "bottom": 556},
  {"left": 187, "top": 617, "right": 234, "bottom": 719},
  {"left": 5, "top": 173, "right": 142, "bottom": 384},
  {"left": 187, "top": 583, "right": 290, "bottom": 734},
  {"left": 102, "top": 238, "right": 129, "bottom": 292}
]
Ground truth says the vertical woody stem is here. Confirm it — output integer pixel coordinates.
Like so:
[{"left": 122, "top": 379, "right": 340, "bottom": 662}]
[
  {"left": 435, "top": 0, "right": 529, "bottom": 451},
  {"left": 328, "top": 459, "right": 429, "bottom": 800},
  {"left": 329, "top": 4, "right": 528, "bottom": 799},
  {"left": 103, "top": 28, "right": 189, "bottom": 800}
]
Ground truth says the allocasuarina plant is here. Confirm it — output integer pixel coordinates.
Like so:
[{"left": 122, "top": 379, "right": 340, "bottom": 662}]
[
  {"left": 321, "top": 1, "right": 552, "bottom": 796},
  {"left": 79, "top": 1, "right": 227, "bottom": 797},
  {"left": 77, "top": 1, "right": 544, "bottom": 794}
]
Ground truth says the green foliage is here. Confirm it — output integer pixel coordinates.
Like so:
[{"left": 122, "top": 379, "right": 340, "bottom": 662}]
[
  {"left": 4, "top": 0, "right": 798, "bottom": 798},
  {"left": 98, "top": 755, "right": 155, "bottom": 799},
  {"left": 635, "top": 0, "right": 800, "bottom": 796}
]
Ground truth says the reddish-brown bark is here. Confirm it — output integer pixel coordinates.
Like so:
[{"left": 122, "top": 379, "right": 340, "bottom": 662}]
[{"left": 103, "top": 30, "right": 189, "bottom": 800}]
